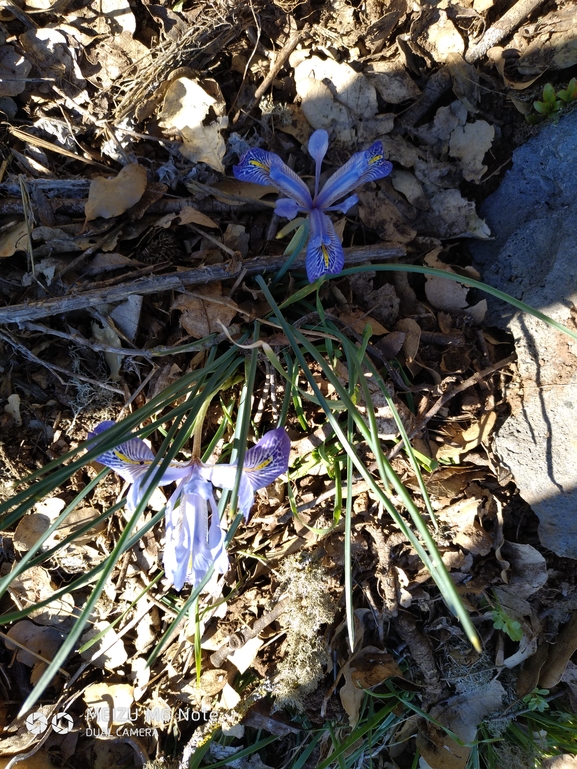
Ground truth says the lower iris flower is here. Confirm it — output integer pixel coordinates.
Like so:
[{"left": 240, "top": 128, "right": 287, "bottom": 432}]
[
  {"left": 88, "top": 422, "right": 290, "bottom": 591},
  {"left": 233, "top": 129, "right": 393, "bottom": 282}
]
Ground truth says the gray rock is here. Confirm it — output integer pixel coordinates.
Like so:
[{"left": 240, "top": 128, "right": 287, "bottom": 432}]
[{"left": 470, "top": 111, "right": 577, "bottom": 559}]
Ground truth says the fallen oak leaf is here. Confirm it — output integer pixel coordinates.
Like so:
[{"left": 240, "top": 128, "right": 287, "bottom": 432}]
[{"left": 85, "top": 164, "right": 147, "bottom": 222}]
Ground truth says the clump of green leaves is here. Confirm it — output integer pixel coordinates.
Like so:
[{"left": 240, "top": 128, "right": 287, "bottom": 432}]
[
  {"left": 527, "top": 79, "right": 577, "bottom": 123},
  {"left": 491, "top": 599, "right": 523, "bottom": 642},
  {"left": 522, "top": 688, "right": 550, "bottom": 713}
]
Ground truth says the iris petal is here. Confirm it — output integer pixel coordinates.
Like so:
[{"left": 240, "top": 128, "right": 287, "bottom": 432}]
[
  {"left": 305, "top": 208, "right": 345, "bottom": 282},
  {"left": 163, "top": 467, "right": 229, "bottom": 591},
  {"left": 268, "top": 166, "right": 313, "bottom": 209},
  {"left": 209, "top": 427, "right": 290, "bottom": 519},
  {"left": 234, "top": 149, "right": 312, "bottom": 209},
  {"left": 315, "top": 141, "right": 392, "bottom": 209},
  {"left": 242, "top": 427, "right": 291, "bottom": 492},
  {"left": 307, "top": 129, "right": 329, "bottom": 196},
  {"left": 275, "top": 198, "right": 300, "bottom": 220},
  {"left": 88, "top": 420, "right": 191, "bottom": 512}
]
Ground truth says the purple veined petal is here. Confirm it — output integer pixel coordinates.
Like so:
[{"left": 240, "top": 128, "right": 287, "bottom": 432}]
[
  {"left": 88, "top": 421, "right": 190, "bottom": 486},
  {"left": 307, "top": 129, "right": 329, "bottom": 197},
  {"left": 232, "top": 148, "right": 280, "bottom": 187},
  {"left": 88, "top": 421, "right": 155, "bottom": 482},
  {"left": 242, "top": 427, "right": 291, "bottom": 492},
  {"left": 305, "top": 208, "right": 345, "bottom": 282},
  {"left": 269, "top": 165, "right": 313, "bottom": 210},
  {"left": 325, "top": 194, "right": 358, "bottom": 215},
  {"left": 275, "top": 198, "right": 301, "bottom": 220},
  {"left": 208, "top": 428, "right": 290, "bottom": 519},
  {"left": 315, "top": 141, "right": 393, "bottom": 209},
  {"left": 233, "top": 149, "right": 313, "bottom": 210}
]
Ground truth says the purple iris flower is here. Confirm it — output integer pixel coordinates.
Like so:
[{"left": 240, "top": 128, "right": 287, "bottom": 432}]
[
  {"left": 233, "top": 129, "right": 393, "bottom": 282},
  {"left": 88, "top": 422, "right": 291, "bottom": 591}
]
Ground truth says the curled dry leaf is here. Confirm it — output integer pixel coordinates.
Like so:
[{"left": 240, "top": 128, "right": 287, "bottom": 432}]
[
  {"left": 294, "top": 56, "right": 378, "bottom": 142},
  {"left": 449, "top": 121, "right": 495, "bottom": 183},
  {"left": 13, "top": 513, "right": 50, "bottom": 552},
  {"left": 4, "top": 620, "right": 64, "bottom": 685},
  {"left": 160, "top": 77, "right": 228, "bottom": 172},
  {"left": 84, "top": 682, "right": 134, "bottom": 728},
  {"left": 4, "top": 393, "right": 22, "bottom": 425},
  {"left": 85, "top": 164, "right": 147, "bottom": 222},
  {"left": 172, "top": 283, "right": 238, "bottom": 339},
  {"left": 0, "top": 221, "right": 28, "bottom": 257},
  {"left": 92, "top": 321, "right": 123, "bottom": 380},
  {"left": 417, "top": 680, "right": 506, "bottom": 769}
]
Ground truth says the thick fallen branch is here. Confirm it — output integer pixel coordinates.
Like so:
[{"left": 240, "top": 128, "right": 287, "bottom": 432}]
[{"left": 0, "top": 244, "right": 405, "bottom": 325}]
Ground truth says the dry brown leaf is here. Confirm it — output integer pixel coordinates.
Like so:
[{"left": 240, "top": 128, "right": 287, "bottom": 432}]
[
  {"left": 294, "top": 56, "right": 378, "bottom": 141},
  {"left": 447, "top": 53, "right": 480, "bottom": 113},
  {"left": 0, "top": 221, "right": 28, "bottom": 257},
  {"left": 338, "top": 309, "right": 388, "bottom": 336},
  {"left": 390, "top": 170, "right": 429, "bottom": 209},
  {"left": 437, "top": 496, "right": 494, "bottom": 555},
  {"left": 85, "top": 164, "right": 147, "bottom": 222},
  {"left": 209, "top": 178, "right": 276, "bottom": 204},
  {"left": 516, "top": 7, "right": 577, "bottom": 75},
  {"left": 395, "top": 318, "right": 421, "bottom": 362},
  {"left": 8, "top": 565, "right": 74, "bottom": 628},
  {"left": 276, "top": 103, "right": 313, "bottom": 144},
  {"left": 54, "top": 507, "right": 106, "bottom": 545},
  {"left": 417, "top": 681, "right": 505, "bottom": 769},
  {"left": 350, "top": 646, "right": 402, "bottom": 688},
  {"left": 0, "top": 753, "right": 54, "bottom": 769},
  {"left": 13, "top": 514, "right": 50, "bottom": 552},
  {"left": 172, "top": 283, "right": 238, "bottom": 339},
  {"left": 4, "top": 621, "right": 64, "bottom": 685},
  {"left": 156, "top": 205, "right": 218, "bottom": 230},
  {"left": 415, "top": 9, "right": 464, "bottom": 64},
  {"left": 80, "top": 621, "right": 128, "bottom": 670},
  {"left": 83, "top": 682, "right": 134, "bottom": 727},
  {"left": 486, "top": 47, "right": 542, "bottom": 90},
  {"left": 364, "top": 59, "right": 422, "bottom": 104},
  {"left": 228, "top": 637, "right": 264, "bottom": 674},
  {"left": 449, "top": 121, "right": 495, "bottom": 183},
  {"left": 160, "top": 77, "right": 227, "bottom": 171}
]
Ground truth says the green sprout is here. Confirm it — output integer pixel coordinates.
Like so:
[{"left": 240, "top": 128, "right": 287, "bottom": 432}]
[
  {"left": 522, "top": 688, "right": 550, "bottom": 713},
  {"left": 491, "top": 598, "right": 523, "bottom": 642},
  {"left": 527, "top": 79, "right": 577, "bottom": 124}
]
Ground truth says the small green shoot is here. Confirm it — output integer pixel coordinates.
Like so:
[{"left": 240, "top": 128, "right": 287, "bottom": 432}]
[
  {"left": 522, "top": 688, "right": 550, "bottom": 713},
  {"left": 491, "top": 600, "right": 523, "bottom": 642},
  {"left": 527, "top": 78, "right": 577, "bottom": 123}
]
